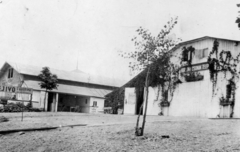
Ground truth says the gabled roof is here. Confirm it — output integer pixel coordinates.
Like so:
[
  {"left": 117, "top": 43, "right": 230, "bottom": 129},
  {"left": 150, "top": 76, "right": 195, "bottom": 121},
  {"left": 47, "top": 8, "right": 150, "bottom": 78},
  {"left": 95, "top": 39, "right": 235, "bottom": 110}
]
[
  {"left": 171, "top": 36, "right": 240, "bottom": 53},
  {"left": 0, "top": 62, "right": 125, "bottom": 87},
  {"left": 24, "top": 80, "right": 111, "bottom": 98},
  {"left": 106, "top": 36, "right": 240, "bottom": 96}
]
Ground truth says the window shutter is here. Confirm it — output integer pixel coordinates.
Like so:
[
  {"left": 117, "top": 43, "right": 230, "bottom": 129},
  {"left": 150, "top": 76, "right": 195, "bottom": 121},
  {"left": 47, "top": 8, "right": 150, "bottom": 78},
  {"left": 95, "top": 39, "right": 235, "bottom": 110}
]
[
  {"left": 8, "top": 69, "right": 10, "bottom": 78},
  {"left": 11, "top": 69, "right": 13, "bottom": 78},
  {"left": 182, "top": 49, "right": 188, "bottom": 61},
  {"left": 203, "top": 49, "right": 208, "bottom": 58}
]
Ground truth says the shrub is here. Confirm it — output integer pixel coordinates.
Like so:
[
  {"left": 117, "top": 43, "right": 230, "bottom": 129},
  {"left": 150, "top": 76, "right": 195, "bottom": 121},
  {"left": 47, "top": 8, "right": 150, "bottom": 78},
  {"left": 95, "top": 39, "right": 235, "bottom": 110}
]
[{"left": 0, "top": 102, "right": 43, "bottom": 112}]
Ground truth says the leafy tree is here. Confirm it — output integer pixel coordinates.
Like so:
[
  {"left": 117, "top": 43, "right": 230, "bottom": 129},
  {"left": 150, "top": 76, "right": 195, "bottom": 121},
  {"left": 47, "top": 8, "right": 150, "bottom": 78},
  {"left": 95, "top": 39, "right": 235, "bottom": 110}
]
[
  {"left": 38, "top": 67, "right": 58, "bottom": 111},
  {"left": 121, "top": 17, "right": 180, "bottom": 136}
]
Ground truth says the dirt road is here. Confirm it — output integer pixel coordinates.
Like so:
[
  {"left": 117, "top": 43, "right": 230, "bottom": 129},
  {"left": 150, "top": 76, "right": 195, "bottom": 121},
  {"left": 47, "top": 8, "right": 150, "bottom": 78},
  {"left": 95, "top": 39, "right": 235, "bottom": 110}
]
[{"left": 1, "top": 112, "right": 240, "bottom": 152}]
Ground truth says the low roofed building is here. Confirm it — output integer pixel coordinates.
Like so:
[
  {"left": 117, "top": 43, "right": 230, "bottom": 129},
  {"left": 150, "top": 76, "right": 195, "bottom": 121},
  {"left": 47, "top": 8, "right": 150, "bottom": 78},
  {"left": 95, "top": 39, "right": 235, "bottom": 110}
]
[{"left": 0, "top": 62, "right": 123, "bottom": 113}]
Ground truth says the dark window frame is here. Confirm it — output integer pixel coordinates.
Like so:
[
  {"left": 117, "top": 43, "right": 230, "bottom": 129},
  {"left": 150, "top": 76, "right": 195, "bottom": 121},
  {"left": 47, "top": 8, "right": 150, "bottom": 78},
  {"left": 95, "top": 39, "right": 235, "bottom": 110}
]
[{"left": 8, "top": 68, "right": 13, "bottom": 78}]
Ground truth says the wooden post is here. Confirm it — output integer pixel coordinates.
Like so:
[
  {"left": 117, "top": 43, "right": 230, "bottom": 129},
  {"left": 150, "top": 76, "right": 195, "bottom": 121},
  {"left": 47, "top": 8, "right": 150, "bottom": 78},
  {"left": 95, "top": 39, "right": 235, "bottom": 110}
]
[
  {"left": 44, "top": 91, "right": 48, "bottom": 111},
  {"left": 55, "top": 93, "right": 59, "bottom": 112},
  {"left": 21, "top": 94, "right": 32, "bottom": 121},
  {"left": 21, "top": 101, "right": 23, "bottom": 121}
]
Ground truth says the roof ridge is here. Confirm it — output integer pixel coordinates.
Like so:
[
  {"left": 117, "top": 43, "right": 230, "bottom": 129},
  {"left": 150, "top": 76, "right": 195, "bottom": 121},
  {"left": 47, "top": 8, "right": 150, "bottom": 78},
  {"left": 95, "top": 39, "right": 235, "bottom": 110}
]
[{"left": 4, "top": 61, "right": 125, "bottom": 87}]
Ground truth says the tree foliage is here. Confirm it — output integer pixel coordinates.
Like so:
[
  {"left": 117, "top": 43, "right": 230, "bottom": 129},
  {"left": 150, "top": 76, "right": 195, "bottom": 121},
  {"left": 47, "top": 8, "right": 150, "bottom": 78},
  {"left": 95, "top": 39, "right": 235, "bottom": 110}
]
[
  {"left": 122, "top": 17, "right": 180, "bottom": 71},
  {"left": 105, "top": 88, "right": 124, "bottom": 114},
  {"left": 38, "top": 67, "right": 58, "bottom": 111},
  {"left": 38, "top": 67, "right": 58, "bottom": 91},
  {"left": 121, "top": 17, "right": 181, "bottom": 105}
]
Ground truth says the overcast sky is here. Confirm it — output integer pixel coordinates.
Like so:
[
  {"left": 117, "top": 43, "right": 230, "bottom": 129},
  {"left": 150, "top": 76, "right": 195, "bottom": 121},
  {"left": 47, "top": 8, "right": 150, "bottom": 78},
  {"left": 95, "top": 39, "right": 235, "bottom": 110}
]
[{"left": 0, "top": 0, "right": 239, "bottom": 82}]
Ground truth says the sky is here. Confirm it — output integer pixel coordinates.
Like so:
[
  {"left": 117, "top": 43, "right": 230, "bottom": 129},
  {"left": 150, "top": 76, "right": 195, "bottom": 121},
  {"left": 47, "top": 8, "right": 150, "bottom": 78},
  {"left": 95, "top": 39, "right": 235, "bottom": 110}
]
[{"left": 0, "top": 0, "right": 239, "bottom": 83}]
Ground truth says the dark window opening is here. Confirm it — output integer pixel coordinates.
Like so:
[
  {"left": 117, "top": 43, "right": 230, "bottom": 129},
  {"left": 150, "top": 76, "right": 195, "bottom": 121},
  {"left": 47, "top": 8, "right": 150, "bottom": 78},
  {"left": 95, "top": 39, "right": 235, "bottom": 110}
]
[
  {"left": 182, "top": 46, "right": 195, "bottom": 64},
  {"left": 182, "top": 47, "right": 189, "bottom": 61},
  {"left": 226, "top": 81, "right": 235, "bottom": 100},
  {"left": 136, "top": 87, "right": 144, "bottom": 115},
  {"left": 163, "top": 91, "right": 168, "bottom": 102},
  {"left": 8, "top": 68, "right": 13, "bottom": 78},
  {"left": 226, "top": 84, "right": 232, "bottom": 99},
  {"left": 93, "top": 101, "right": 97, "bottom": 107}
]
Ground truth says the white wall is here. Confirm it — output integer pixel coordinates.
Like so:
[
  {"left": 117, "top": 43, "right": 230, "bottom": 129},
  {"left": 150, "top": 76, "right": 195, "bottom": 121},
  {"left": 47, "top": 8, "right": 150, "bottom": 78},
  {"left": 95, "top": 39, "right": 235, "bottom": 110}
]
[
  {"left": 142, "top": 87, "right": 161, "bottom": 115},
  {"left": 40, "top": 91, "right": 48, "bottom": 110},
  {"left": 141, "top": 70, "right": 240, "bottom": 118},
  {"left": 89, "top": 97, "right": 105, "bottom": 113},
  {"left": 31, "top": 90, "right": 41, "bottom": 108},
  {"left": 234, "top": 88, "right": 240, "bottom": 118},
  {"left": 170, "top": 70, "right": 213, "bottom": 117},
  {"left": 123, "top": 88, "right": 136, "bottom": 115},
  {"left": 0, "top": 67, "right": 23, "bottom": 87},
  {"left": 140, "top": 38, "right": 240, "bottom": 118}
]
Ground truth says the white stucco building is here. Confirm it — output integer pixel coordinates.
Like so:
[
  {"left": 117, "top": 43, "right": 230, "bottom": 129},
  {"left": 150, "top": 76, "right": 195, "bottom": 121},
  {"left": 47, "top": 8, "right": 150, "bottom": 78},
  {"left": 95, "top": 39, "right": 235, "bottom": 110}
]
[{"left": 122, "top": 36, "right": 240, "bottom": 118}]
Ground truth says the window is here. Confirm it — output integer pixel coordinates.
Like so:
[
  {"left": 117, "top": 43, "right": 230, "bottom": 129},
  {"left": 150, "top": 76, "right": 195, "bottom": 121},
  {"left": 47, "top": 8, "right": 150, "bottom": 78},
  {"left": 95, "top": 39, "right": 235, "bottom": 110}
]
[
  {"left": 8, "top": 68, "right": 13, "bottom": 78},
  {"left": 202, "top": 48, "right": 208, "bottom": 58},
  {"left": 182, "top": 47, "right": 189, "bottom": 61},
  {"left": 163, "top": 91, "right": 168, "bottom": 102},
  {"left": 226, "top": 81, "right": 235, "bottom": 100},
  {"left": 182, "top": 46, "right": 194, "bottom": 63},
  {"left": 93, "top": 101, "right": 97, "bottom": 107},
  {"left": 85, "top": 99, "right": 88, "bottom": 104},
  {"left": 197, "top": 48, "right": 208, "bottom": 59},
  {"left": 226, "top": 84, "right": 231, "bottom": 99}
]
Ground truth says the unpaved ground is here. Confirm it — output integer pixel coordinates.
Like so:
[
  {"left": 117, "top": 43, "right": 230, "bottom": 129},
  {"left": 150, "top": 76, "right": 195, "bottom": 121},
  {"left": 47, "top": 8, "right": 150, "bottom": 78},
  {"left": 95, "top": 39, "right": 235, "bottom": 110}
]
[
  {"left": 1, "top": 113, "right": 240, "bottom": 152},
  {"left": 0, "top": 112, "right": 192, "bottom": 131}
]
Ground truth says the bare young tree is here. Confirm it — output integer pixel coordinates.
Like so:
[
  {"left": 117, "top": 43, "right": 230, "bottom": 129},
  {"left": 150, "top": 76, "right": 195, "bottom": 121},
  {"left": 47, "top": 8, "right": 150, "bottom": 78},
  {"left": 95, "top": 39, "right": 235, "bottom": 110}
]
[{"left": 121, "top": 17, "right": 180, "bottom": 136}]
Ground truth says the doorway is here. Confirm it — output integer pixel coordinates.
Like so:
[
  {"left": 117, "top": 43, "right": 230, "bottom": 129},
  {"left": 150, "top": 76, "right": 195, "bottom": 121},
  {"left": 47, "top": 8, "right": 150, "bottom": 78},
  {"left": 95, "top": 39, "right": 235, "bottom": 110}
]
[
  {"left": 136, "top": 87, "right": 144, "bottom": 115},
  {"left": 47, "top": 92, "right": 54, "bottom": 111}
]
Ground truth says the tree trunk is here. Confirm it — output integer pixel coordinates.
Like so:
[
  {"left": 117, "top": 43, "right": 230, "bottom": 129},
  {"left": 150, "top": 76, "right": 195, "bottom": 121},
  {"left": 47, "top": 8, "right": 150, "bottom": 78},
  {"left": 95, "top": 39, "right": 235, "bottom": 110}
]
[
  {"left": 135, "top": 103, "right": 143, "bottom": 136},
  {"left": 140, "top": 67, "right": 150, "bottom": 136}
]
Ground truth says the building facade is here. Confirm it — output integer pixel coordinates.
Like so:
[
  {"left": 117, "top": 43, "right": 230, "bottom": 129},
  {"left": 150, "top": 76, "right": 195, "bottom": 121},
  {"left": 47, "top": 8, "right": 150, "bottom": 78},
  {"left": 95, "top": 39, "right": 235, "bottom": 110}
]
[
  {"left": 122, "top": 36, "right": 240, "bottom": 118},
  {"left": 0, "top": 62, "right": 121, "bottom": 113}
]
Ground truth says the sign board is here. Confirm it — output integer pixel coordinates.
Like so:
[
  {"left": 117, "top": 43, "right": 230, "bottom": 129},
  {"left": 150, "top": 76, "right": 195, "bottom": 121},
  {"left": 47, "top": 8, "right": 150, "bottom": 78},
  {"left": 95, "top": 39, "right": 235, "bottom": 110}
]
[
  {"left": 16, "top": 93, "right": 32, "bottom": 101},
  {"left": 17, "top": 87, "right": 33, "bottom": 94},
  {"left": 0, "top": 86, "right": 32, "bottom": 101},
  {"left": 180, "top": 62, "right": 209, "bottom": 73}
]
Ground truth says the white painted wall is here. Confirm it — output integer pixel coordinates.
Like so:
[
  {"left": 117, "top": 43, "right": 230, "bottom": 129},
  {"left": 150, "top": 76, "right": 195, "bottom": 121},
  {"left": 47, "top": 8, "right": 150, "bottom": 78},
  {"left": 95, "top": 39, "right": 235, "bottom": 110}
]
[
  {"left": 31, "top": 90, "right": 41, "bottom": 108},
  {"left": 141, "top": 70, "right": 232, "bottom": 118},
  {"left": 170, "top": 70, "right": 213, "bottom": 117},
  {"left": 167, "top": 38, "right": 240, "bottom": 118},
  {"left": 40, "top": 91, "right": 48, "bottom": 110},
  {"left": 137, "top": 38, "right": 240, "bottom": 118},
  {"left": 0, "top": 67, "right": 23, "bottom": 87},
  {"left": 89, "top": 97, "right": 105, "bottom": 113},
  {"left": 142, "top": 87, "right": 161, "bottom": 115},
  {"left": 123, "top": 88, "right": 136, "bottom": 115}
]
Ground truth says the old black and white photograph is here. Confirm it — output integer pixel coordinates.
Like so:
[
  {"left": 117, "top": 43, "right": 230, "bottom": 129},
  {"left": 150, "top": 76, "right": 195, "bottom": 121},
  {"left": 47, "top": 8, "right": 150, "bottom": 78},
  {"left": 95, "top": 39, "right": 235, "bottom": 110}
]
[{"left": 1, "top": 0, "right": 240, "bottom": 151}]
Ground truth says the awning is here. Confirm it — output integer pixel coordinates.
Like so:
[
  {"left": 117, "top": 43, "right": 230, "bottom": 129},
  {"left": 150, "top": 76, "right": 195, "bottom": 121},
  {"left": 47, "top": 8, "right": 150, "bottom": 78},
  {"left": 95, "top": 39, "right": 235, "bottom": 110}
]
[{"left": 24, "top": 80, "right": 112, "bottom": 98}]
